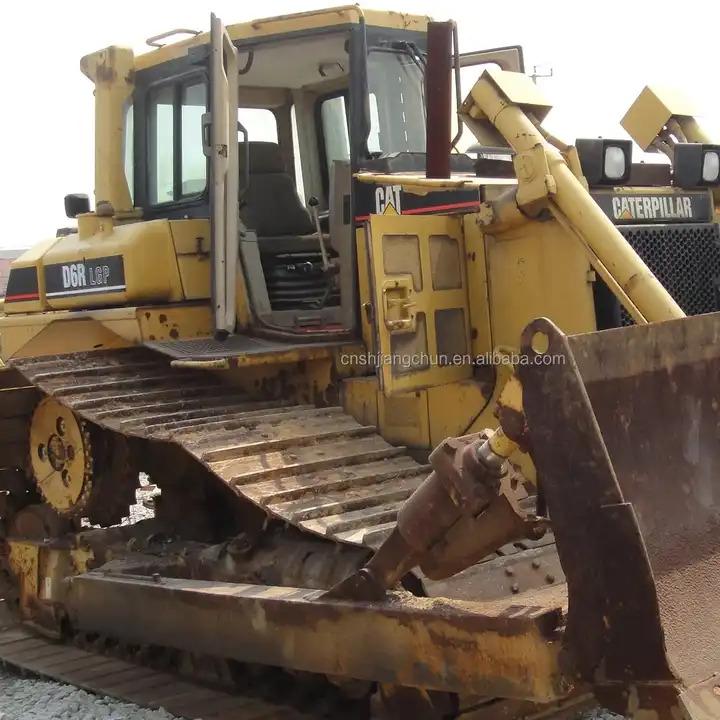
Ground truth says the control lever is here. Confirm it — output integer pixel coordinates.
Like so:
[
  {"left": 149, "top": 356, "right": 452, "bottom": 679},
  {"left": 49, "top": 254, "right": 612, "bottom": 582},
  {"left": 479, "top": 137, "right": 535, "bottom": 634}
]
[{"left": 307, "top": 196, "right": 331, "bottom": 272}]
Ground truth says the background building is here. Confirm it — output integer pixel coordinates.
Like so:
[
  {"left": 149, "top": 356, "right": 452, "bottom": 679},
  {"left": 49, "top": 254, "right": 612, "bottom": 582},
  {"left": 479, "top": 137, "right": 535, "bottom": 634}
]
[{"left": 0, "top": 250, "right": 26, "bottom": 296}]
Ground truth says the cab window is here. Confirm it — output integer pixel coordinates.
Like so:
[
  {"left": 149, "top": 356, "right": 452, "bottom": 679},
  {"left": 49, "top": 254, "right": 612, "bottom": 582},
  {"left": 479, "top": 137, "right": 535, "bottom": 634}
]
[
  {"left": 238, "top": 108, "right": 278, "bottom": 143},
  {"left": 148, "top": 78, "right": 207, "bottom": 205},
  {"left": 318, "top": 94, "right": 350, "bottom": 188}
]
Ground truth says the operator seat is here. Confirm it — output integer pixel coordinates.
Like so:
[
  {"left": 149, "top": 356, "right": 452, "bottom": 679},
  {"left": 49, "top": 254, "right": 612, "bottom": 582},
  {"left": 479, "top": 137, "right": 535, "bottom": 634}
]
[{"left": 239, "top": 141, "right": 323, "bottom": 253}]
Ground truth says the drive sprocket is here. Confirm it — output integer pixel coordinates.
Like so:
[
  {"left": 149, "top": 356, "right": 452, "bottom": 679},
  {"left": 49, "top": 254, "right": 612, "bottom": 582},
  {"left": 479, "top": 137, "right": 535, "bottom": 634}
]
[{"left": 29, "top": 397, "right": 93, "bottom": 518}]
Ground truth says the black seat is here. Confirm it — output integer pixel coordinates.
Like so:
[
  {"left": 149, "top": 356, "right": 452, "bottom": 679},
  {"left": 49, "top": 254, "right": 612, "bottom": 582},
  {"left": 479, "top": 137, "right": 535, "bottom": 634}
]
[
  {"left": 239, "top": 142, "right": 340, "bottom": 311},
  {"left": 239, "top": 142, "right": 318, "bottom": 248}
]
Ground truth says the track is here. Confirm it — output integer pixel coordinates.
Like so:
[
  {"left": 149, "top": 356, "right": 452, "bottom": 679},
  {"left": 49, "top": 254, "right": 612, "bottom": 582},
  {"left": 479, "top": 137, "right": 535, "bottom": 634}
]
[
  {"left": 10, "top": 348, "right": 554, "bottom": 555},
  {"left": 0, "top": 625, "right": 324, "bottom": 719},
  {"left": 12, "top": 347, "right": 428, "bottom": 548}
]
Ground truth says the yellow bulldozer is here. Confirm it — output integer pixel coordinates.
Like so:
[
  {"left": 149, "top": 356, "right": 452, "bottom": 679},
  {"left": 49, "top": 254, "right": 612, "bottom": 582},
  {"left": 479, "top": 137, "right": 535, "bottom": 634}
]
[{"left": 1, "top": 6, "right": 719, "bottom": 720}]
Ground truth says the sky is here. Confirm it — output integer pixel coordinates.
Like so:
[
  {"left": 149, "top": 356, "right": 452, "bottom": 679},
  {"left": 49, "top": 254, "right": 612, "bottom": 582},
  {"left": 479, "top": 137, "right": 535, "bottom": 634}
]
[{"left": 1, "top": 0, "right": 720, "bottom": 250}]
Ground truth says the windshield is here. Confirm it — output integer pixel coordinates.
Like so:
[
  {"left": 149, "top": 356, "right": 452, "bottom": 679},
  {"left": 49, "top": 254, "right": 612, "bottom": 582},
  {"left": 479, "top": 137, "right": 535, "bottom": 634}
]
[{"left": 366, "top": 49, "right": 426, "bottom": 155}]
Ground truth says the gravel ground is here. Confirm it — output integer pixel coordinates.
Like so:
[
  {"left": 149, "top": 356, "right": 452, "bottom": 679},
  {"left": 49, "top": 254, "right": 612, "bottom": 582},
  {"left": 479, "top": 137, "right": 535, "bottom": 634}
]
[{"left": 0, "top": 668, "right": 183, "bottom": 720}]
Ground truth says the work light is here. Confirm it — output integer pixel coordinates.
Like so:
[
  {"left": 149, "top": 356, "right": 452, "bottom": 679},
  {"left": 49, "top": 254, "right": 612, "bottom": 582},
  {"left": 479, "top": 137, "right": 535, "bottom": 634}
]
[
  {"left": 576, "top": 138, "right": 633, "bottom": 186},
  {"left": 673, "top": 143, "right": 720, "bottom": 187},
  {"left": 702, "top": 150, "right": 720, "bottom": 183}
]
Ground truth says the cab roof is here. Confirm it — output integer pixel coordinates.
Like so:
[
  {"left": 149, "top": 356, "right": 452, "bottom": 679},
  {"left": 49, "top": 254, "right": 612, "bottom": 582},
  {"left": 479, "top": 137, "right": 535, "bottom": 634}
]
[{"left": 134, "top": 5, "right": 433, "bottom": 71}]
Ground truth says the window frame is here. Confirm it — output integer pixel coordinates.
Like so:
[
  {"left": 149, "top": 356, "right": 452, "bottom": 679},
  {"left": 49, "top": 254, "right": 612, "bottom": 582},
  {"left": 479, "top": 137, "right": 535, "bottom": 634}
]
[
  {"left": 143, "top": 70, "right": 209, "bottom": 211},
  {"left": 315, "top": 89, "right": 351, "bottom": 194}
]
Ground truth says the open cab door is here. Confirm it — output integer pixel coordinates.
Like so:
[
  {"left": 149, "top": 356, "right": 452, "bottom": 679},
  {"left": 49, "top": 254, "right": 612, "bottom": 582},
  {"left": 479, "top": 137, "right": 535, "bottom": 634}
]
[
  {"left": 367, "top": 214, "right": 473, "bottom": 395},
  {"left": 206, "top": 13, "right": 239, "bottom": 336}
]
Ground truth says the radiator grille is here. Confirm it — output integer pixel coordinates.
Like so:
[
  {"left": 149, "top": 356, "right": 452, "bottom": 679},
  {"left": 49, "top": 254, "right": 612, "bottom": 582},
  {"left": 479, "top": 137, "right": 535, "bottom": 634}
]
[{"left": 619, "top": 223, "right": 720, "bottom": 324}]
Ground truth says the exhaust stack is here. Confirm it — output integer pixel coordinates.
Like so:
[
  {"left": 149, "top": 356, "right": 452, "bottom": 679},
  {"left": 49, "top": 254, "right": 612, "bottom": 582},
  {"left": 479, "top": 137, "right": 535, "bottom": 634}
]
[{"left": 425, "top": 22, "right": 453, "bottom": 179}]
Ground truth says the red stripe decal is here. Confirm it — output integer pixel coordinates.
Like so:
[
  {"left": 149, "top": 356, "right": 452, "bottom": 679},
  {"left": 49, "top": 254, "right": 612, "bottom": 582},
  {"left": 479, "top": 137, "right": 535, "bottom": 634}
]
[
  {"left": 354, "top": 199, "right": 482, "bottom": 223},
  {"left": 4, "top": 293, "right": 39, "bottom": 302},
  {"left": 402, "top": 200, "right": 482, "bottom": 214}
]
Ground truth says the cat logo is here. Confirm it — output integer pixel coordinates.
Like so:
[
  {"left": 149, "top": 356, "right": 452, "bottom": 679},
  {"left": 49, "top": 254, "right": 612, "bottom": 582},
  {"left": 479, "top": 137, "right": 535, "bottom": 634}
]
[
  {"left": 611, "top": 194, "right": 693, "bottom": 221},
  {"left": 375, "top": 185, "right": 402, "bottom": 215}
]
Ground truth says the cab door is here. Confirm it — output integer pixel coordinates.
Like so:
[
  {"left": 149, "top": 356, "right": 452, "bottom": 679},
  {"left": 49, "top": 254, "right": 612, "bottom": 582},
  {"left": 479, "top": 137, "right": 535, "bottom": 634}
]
[
  {"left": 367, "top": 214, "right": 473, "bottom": 395},
  {"left": 207, "top": 13, "right": 239, "bottom": 335}
]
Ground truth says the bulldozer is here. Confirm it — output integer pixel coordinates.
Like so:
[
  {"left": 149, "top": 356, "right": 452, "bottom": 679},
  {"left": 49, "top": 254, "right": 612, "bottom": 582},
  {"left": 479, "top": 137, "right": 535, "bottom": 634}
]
[{"left": 0, "top": 6, "right": 719, "bottom": 719}]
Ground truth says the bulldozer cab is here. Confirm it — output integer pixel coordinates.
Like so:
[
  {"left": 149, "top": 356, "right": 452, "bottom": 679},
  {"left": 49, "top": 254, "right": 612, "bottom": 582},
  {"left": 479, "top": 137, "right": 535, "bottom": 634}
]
[
  {"left": 134, "top": 10, "right": 430, "bottom": 337},
  {"left": 129, "top": 10, "right": 524, "bottom": 341}
]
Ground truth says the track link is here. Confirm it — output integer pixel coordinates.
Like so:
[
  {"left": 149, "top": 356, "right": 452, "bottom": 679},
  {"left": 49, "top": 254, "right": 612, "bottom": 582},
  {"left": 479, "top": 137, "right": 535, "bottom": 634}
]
[{"left": 0, "top": 626, "right": 319, "bottom": 719}]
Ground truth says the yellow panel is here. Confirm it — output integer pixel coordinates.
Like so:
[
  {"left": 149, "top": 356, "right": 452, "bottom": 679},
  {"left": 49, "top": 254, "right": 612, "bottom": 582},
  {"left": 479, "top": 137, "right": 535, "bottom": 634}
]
[
  {"left": 170, "top": 219, "right": 211, "bottom": 300},
  {"left": 383, "top": 234, "right": 423, "bottom": 290},
  {"left": 429, "top": 234, "right": 462, "bottom": 290},
  {"left": 463, "top": 213, "right": 493, "bottom": 358},
  {"left": 427, "top": 379, "right": 493, "bottom": 447},
  {"left": 390, "top": 312, "right": 430, "bottom": 374},
  {"left": 342, "top": 376, "right": 379, "bottom": 428},
  {"left": 486, "top": 218, "right": 596, "bottom": 349},
  {"left": 367, "top": 214, "right": 473, "bottom": 395},
  {"left": 223, "top": 356, "right": 333, "bottom": 405},
  {"left": 168, "top": 216, "right": 251, "bottom": 328},
  {"left": 621, "top": 85, "right": 699, "bottom": 151},
  {"left": 3, "top": 317, "right": 136, "bottom": 360},
  {"left": 35, "top": 219, "right": 185, "bottom": 312},
  {"left": 137, "top": 304, "right": 213, "bottom": 343},
  {"left": 378, "top": 390, "right": 429, "bottom": 448},
  {"left": 0, "top": 303, "right": 213, "bottom": 361},
  {"left": 434, "top": 308, "right": 468, "bottom": 359},
  {"left": 476, "top": 68, "right": 552, "bottom": 122}
]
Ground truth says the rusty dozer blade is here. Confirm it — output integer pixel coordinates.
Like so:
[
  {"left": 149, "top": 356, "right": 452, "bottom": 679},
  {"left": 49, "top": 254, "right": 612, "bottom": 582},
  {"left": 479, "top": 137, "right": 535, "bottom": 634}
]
[{"left": 518, "top": 312, "right": 720, "bottom": 719}]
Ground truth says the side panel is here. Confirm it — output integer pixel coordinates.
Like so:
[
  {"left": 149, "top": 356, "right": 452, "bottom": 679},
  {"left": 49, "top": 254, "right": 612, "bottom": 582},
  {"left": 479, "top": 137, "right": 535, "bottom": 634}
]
[
  {"left": 367, "top": 214, "right": 473, "bottom": 395},
  {"left": 378, "top": 390, "right": 430, "bottom": 447},
  {"left": 486, "top": 219, "right": 597, "bottom": 348},
  {"left": 33, "top": 220, "right": 185, "bottom": 312},
  {"left": 170, "top": 219, "right": 211, "bottom": 300}
]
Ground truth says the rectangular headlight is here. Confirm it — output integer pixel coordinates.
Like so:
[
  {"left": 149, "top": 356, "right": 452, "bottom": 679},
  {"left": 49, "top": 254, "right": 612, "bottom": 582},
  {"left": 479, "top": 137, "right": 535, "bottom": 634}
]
[
  {"left": 674, "top": 143, "right": 720, "bottom": 187},
  {"left": 576, "top": 138, "right": 633, "bottom": 186},
  {"left": 702, "top": 150, "right": 720, "bottom": 183},
  {"left": 604, "top": 145, "right": 628, "bottom": 180}
]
